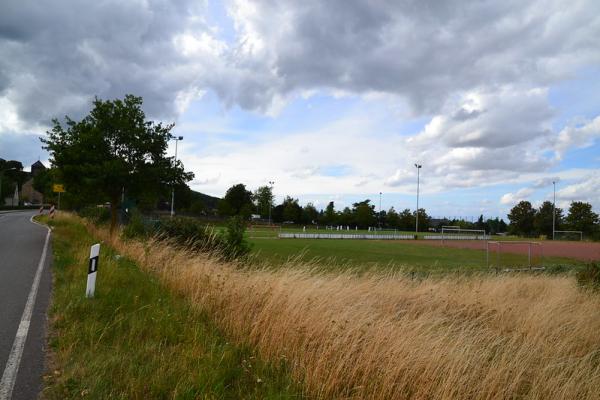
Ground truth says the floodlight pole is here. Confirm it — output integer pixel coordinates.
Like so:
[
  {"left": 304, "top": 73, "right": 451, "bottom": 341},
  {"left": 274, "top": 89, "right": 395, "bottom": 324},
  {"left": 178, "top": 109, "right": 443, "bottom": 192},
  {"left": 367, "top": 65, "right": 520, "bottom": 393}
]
[
  {"left": 170, "top": 136, "right": 183, "bottom": 217},
  {"left": 415, "top": 164, "right": 422, "bottom": 235},
  {"left": 268, "top": 181, "right": 275, "bottom": 225},
  {"left": 552, "top": 181, "right": 556, "bottom": 240},
  {"left": 379, "top": 191, "right": 382, "bottom": 230}
]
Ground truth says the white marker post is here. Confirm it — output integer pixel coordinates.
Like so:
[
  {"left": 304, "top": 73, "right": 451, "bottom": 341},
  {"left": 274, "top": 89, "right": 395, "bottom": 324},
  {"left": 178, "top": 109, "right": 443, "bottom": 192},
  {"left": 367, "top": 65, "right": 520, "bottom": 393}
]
[{"left": 86, "top": 244, "right": 100, "bottom": 298}]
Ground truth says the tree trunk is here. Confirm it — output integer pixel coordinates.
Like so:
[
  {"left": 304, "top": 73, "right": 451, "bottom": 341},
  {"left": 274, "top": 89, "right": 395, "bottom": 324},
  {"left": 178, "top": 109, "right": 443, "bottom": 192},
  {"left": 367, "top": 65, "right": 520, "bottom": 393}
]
[{"left": 110, "top": 197, "right": 118, "bottom": 235}]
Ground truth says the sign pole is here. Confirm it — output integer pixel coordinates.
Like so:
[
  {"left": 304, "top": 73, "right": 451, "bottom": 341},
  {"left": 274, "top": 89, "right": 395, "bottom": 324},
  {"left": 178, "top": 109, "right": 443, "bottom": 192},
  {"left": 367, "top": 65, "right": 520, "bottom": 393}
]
[{"left": 86, "top": 244, "right": 100, "bottom": 298}]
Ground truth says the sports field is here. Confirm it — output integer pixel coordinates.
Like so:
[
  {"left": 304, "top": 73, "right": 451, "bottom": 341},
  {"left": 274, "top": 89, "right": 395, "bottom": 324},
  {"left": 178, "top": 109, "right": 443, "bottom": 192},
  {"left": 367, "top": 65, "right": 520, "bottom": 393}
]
[{"left": 247, "top": 226, "right": 589, "bottom": 272}]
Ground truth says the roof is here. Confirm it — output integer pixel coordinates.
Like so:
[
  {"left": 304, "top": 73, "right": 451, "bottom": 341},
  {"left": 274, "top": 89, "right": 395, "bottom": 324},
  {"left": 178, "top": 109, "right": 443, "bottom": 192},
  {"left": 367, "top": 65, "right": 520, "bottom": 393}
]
[{"left": 31, "top": 160, "right": 46, "bottom": 169}]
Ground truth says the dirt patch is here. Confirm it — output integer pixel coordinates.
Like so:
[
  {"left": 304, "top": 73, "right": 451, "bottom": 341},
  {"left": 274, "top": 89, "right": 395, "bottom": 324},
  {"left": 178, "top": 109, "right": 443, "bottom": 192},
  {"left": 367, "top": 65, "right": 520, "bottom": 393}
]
[{"left": 416, "top": 240, "right": 600, "bottom": 262}]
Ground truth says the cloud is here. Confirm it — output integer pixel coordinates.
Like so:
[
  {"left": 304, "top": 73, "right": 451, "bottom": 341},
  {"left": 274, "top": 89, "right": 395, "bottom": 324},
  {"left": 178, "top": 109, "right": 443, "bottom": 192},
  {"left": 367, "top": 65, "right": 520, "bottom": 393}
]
[
  {"left": 554, "top": 116, "right": 600, "bottom": 159},
  {"left": 404, "top": 87, "right": 557, "bottom": 183},
  {"left": 556, "top": 174, "right": 600, "bottom": 208},
  {"left": 222, "top": 0, "right": 600, "bottom": 112},
  {"left": 500, "top": 188, "right": 535, "bottom": 205},
  {"left": 532, "top": 177, "right": 560, "bottom": 189},
  {"left": 0, "top": 0, "right": 210, "bottom": 129},
  {"left": 385, "top": 169, "right": 415, "bottom": 187}
]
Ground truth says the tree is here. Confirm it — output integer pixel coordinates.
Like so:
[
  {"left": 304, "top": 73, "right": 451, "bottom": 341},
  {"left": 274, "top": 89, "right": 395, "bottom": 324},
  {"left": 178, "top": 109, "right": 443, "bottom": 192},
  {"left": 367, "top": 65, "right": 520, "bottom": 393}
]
[
  {"left": 281, "top": 196, "right": 302, "bottom": 223},
  {"left": 398, "top": 209, "right": 415, "bottom": 231},
  {"left": 507, "top": 201, "right": 535, "bottom": 236},
  {"left": 42, "top": 95, "right": 193, "bottom": 232},
  {"left": 253, "top": 185, "right": 274, "bottom": 218},
  {"left": 302, "top": 203, "right": 319, "bottom": 224},
  {"left": 220, "top": 183, "right": 254, "bottom": 218},
  {"left": 0, "top": 159, "right": 30, "bottom": 205},
  {"left": 565, "top": 201, "right": 598, "bottom": 236},
  {"left": 352, "top": 200, "right": 376, "bottom": 228},
  {"left": 387, "top": 207, "right": 400, "bottom": 228},
  {"left": 324, "top": 201, "right": 337, "bottom": 225},
  {"left": 534, "top": 201, "right": 563, "bottom": 238},
  {"left": 414, "top": 208, "right": 430, "bottom": 232}
]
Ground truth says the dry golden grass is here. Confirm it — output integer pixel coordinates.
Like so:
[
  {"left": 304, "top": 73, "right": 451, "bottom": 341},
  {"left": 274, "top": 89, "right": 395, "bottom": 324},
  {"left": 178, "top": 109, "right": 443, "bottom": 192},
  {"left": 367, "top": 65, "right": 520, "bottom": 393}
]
[{"left": 73, "top": 213, "right": 600, "bottom": 399}]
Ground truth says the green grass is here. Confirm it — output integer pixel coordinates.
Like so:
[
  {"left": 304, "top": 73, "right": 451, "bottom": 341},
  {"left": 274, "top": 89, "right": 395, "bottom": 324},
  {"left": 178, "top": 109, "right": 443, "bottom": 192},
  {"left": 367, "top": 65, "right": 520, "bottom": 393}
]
[
  {"left": 248, "top": 237, "right": 581, "bottom": 273},
  {"left": 40, "top": 215, "right": 302, "bottom": 399}
]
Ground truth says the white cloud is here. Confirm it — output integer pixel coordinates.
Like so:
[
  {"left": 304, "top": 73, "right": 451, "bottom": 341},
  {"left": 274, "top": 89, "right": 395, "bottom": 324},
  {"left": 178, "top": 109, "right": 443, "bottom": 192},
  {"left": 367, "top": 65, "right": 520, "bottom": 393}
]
[
  {"left": 556, "top": 174, "right": 600, "bottom": 208},
  {"left": 500, "top": 188, "right": 535, "bottom": 205},
  {"left": 554, "top": 116, "right": 600, "bottom": 159}
]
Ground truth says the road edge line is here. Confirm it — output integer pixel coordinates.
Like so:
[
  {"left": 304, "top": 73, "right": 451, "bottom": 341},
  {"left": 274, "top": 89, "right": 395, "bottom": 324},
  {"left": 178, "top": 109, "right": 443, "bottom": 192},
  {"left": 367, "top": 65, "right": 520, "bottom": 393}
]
[{"left": 0, "top": 215, "right": 51, "bottom": 400}]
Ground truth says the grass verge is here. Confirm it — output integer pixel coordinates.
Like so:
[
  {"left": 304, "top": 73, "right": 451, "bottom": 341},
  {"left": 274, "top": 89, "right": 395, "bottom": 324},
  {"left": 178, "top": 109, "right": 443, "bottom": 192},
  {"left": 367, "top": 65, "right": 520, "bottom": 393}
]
[{"left": 40, "top": 214, "right": 302, "bottom": 399}]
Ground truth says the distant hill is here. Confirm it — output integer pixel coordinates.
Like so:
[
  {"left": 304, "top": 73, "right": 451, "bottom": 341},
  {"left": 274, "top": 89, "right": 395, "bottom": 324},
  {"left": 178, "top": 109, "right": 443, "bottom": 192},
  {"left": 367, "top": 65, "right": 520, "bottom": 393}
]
[{"left": 189, "top": 189, "right": 220, "bottom": 210}]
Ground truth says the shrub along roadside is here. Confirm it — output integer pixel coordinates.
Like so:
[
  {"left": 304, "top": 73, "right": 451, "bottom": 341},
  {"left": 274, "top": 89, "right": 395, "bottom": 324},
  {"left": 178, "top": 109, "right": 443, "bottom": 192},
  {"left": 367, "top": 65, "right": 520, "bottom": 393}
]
[
  {"left": 84, "top": 207, "right": 252, "bottom": 261},
  {"left": 39, "top": 214, "right": 300, "bottom": 399}
]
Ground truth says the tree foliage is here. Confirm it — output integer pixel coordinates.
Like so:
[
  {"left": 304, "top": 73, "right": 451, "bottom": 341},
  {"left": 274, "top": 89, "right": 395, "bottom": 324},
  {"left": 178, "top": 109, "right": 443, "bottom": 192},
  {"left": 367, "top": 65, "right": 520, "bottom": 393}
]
[
  {"left": 219, "top": 183, "right": 254, "bottom": 218},
  {"left": 534, "top": 201, "right": 562, "bottom": 238},
  {"left": 42, "top": 94, "right": 193, "bottom": 232},
  {"left": 508, "top": 201, "right": 536, "bottom": 236},
  {"left": 565, "top": 201, "right": 599, "bottom": 236},
  {"left": 253, "top": 185, "right": 274, "bottom": 218}
]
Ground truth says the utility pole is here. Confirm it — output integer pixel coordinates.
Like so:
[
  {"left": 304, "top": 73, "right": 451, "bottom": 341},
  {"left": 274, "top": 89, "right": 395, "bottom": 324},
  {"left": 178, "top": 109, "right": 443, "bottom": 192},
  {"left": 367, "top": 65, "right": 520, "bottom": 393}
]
[
  {"left": 415, "top": 163, "right": 422, "bottom": 235},
  {"left": 552, "top": 181, "right": 556, "bottom": 240},
  {"left": 170, "top": 136, "right": 183, "bottom": 217},
  {"left": 379, "top": 191, "right": 382, "bottom": 230},
  {"left": 268, "top": 181, "right": 274, "bottom": 225}
]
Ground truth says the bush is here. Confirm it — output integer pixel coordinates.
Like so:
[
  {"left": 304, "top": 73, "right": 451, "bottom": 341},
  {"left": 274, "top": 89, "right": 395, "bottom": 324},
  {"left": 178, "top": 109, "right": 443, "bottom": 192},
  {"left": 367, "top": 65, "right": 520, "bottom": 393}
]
[
  {"left": 155, "top": 216, "right": 251, "bottom": 261},
  {"left": 576, "top": 263, "right": 600, "bottom": 291},
  {"left": 78, "top": 206, "right": 110, "bottom": 225},
  {"left": 122, "top": 209, "right": 152, "bottom": 239},
  {"left": 222, "top": 216, "right": 252, "bottom": 260}
]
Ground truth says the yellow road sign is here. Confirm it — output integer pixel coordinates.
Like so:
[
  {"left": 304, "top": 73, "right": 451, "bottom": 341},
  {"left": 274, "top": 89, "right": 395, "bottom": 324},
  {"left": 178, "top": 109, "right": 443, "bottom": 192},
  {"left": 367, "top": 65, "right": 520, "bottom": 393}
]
[{"left": 53, "top": 184, "right": 65, "bottom": 193}]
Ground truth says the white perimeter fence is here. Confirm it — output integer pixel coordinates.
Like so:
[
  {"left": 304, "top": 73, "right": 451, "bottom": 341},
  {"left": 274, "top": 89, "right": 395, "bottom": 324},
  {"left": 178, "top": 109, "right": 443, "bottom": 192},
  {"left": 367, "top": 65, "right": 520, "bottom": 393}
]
[{"left": 278, "top": 233, "right": 415, "bottom": 240}]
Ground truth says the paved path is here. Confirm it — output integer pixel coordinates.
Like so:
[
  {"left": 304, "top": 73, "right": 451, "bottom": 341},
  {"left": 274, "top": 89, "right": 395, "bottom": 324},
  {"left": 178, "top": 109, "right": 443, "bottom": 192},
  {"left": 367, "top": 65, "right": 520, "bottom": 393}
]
[{"left": 0, "top": 211, "right": 52, "bottom": 400}]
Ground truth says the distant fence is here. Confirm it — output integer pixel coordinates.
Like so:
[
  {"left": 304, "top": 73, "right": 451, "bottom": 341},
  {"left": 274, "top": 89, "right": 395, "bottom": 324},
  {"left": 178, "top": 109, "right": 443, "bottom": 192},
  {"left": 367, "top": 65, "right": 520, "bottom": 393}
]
[
  {"left": 278, "top": 233, "right": 415, "bottom": 240},
  {"left": 424, "top": 235, "right": 490, "bottom": 240}
]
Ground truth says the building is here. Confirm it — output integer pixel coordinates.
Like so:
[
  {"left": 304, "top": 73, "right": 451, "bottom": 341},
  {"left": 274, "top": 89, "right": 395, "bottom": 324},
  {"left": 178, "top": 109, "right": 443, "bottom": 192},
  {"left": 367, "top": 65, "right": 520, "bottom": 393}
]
[{"left": 21, "top": 161, "right": 46, "bottom": 205}]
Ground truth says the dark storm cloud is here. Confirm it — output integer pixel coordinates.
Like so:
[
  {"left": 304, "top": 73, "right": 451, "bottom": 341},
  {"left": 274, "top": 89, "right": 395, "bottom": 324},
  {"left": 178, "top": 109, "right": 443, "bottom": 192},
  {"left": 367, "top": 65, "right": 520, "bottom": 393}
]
[
  {"left": 0, "top": 0, "right": 206, "bottom": 126},
  {"left": 225, "top": 0, "right": 600, "bottom": 112}
]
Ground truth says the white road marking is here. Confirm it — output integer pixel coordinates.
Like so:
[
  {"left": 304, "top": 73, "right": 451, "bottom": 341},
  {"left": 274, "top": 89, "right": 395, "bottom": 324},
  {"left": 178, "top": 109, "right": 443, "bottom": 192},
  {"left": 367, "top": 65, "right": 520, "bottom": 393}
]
[{"left": 0, "top": 215, "right": 51, "bottom": 400}]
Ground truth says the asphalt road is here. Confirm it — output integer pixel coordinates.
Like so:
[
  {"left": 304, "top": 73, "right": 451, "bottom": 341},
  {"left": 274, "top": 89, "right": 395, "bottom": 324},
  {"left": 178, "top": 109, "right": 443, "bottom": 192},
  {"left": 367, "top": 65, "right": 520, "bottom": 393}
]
[{"left": 0, "top": 211, "right": 52, "bottom": 400}]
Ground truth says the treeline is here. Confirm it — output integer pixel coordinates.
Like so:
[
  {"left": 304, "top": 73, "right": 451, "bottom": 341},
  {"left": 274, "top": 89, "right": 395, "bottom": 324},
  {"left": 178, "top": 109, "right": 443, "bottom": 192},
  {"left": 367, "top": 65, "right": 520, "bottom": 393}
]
[
  {"left": 508, "top": 200, "right": 599, "bottom": 239},
  {"left": 216, "top": 183, "right": 510, "bottom": 233}
]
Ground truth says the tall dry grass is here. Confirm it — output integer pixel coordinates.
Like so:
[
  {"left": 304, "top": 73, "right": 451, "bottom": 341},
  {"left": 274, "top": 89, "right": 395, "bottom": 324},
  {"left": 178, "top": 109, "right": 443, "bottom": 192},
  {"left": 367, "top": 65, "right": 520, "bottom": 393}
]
[{"left": 76, "top": 214, "right": 600, "bottom": 399}]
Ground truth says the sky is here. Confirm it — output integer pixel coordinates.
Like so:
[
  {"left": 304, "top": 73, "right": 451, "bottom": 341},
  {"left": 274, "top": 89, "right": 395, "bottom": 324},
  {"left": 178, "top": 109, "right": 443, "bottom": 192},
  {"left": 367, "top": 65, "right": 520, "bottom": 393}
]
[{"left": 0, "top": 0, "right": 599, "bottom": 219}]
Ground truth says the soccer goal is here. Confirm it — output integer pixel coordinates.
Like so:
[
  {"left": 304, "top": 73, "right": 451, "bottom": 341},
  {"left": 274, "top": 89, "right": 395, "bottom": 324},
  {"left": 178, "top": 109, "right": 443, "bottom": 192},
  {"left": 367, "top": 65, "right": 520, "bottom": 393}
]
[
  {"left": 440, "top": 226, "right": 487, "bottom": 242},
  {"left": 554, "top": 230, "right": 583, "bottom": 241},
  {"left": 486, "top": 241, "right": 544, "bottom": 270}
]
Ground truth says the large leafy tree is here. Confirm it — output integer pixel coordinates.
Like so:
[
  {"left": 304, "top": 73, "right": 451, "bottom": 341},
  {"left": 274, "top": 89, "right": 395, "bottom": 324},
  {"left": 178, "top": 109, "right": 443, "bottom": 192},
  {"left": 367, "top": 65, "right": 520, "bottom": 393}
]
[
  {"left": 507, "top": 201, "right": 536, "bottom": 236},
  {"left": 219, "top": 183, "right": 254, "bottom": 218},
  {"left": 323, "top": 201, "right": 337, "bottom": 225},
  {"left": 253, "top": 185, "right": 274, "bottom": 218},
  {"left": 352, "top": 200, "right": 376, "bottom": 229},
  {"left": 534, "top": 201, "right": 563, "bottom": 238},
  {"left": 42, "top": 95, "right": 193, "bottom": 232},
  {"left": 386, "top": 207, "right": 400, "bottom": 228},
  {"left": 565, "top": 201, "right": 598, "bottom": 236},
  {"left": 282, "top": 196, "right": 302, "bottom": 223},
  {"left": 302, "top": 202, "right": 319, "bottom": 224},
  {"left": 398, "top": 208, "right": 415, "bottom": 231}
]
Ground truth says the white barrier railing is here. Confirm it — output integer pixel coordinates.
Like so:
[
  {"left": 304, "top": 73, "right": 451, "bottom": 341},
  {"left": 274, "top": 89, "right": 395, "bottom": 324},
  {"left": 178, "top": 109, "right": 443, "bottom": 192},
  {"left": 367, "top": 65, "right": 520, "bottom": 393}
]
[
  {"left": 424, "top": 235, "right": 490, "bottom": 240},
  {"left": 278, "top": 233, "right": 414, "bottom": 240}
]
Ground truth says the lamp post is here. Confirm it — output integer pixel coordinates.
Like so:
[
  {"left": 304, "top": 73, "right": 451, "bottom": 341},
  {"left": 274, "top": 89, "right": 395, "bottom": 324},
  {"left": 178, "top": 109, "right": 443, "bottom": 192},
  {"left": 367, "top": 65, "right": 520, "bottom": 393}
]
[
  {"left": 552, "top": 181, "right": 556, "bottom": 240},
  {"left": 170, "top": 136, "right": 183, "bottom": 217},
  {"left": 268, "top": 180, "right": 274, "bottom": 225},
  {"left": 379, "top": 191, "right": 382, "bottom": 230},
  {"left": 415, "top": 163, "right": 422, "bottom": 235}
]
